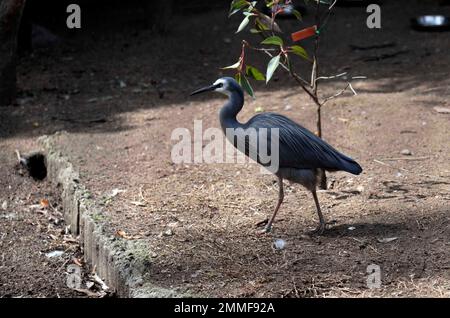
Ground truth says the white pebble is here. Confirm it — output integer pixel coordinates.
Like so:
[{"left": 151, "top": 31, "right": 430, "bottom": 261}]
[
  {"left": 400, "top": 149, "right": 412, "bottom": 156},
  {"left": 273, "top": 239, "right": 286, "bottom": 250}
]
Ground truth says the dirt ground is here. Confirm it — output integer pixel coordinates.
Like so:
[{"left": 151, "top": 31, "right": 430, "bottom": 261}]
[
  {"left": 1, "top": 1, "right": 449, "bottom": 297},
  {"left": 0, "top": 140, "right": 86, "bottom": 297}
]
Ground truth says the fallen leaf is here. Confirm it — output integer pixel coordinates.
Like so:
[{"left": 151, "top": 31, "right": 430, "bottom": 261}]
[
  {"left": 130, "top": 201, "right": 146, "bottom": 207},
  {"left": 92, "top": 273, "right": 109, "bottom": 291},
  {"left": 63, "top": 237, "right": 79, "bottom": 244},
  {"left": 433, "top": 106, "right": 450, "bottom": 114},
  {"left": 45, "top": 250, "right": 64, "bottom": 258},
  {"left": 73, "top": 258, "right": 83, "bottom": 267},
  {"left": 73, "top": 288, "right": 101, "bottom": 297},
  {"left": 116, "top": 229, "right": 132, "bottom": 239},
  {"left": 377, "top": 237, "right": 398, "bottom": 243},
  {"left": 110, "top": 188, "right": 126, "bottom": 198}
]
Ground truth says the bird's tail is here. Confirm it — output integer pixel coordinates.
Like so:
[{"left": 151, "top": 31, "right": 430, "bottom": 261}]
[{"left": 339, "top": 155, "right": 363, "bottom": 175}]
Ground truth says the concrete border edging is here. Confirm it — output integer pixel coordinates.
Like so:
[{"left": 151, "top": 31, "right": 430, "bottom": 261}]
[{"left": 38, "top": 133, "right": 185, "bottom": 298}]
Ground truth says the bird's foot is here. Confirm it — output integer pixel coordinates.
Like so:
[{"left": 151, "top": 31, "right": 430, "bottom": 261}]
[
  {"left": 255, "top": 218, "right": 269, "bottom": 228},
  {"left": 257, "top": 224, "right": 272, "bottom": 235},
  {"left": 308, "top": 222, "right": 326, "bottom": 236}
]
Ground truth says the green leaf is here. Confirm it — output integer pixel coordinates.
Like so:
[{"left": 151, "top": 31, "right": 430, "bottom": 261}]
[
  {"left": 292, "top": 9, "right": 302, "bottom": 20},
  {"left": 290, "top": 45, "right": 309, "bottom": 60},
  {"left": 229, "top": 8, "right": 241, "bottom": 16},
  {"left": 261, "top": 35, "right": 284, "bottom": 46},
  {"left": 229, "top": 0, "right": 248, "bottom": 17},
  {"left": 222, "top": 60, "right": 241, "bottom": 70},
  {"left": 250, "top": 28, "right": 261, "bottom": 33},
  {"left": 236, "top": 15, "right": 250, "bottom": 33},
  {"left": 266, "top": 54, "right": 280, "bottom": 84},
  {"left": 235, "top": 72, "right": 255, "bottom": 97},
  {"left": 255, "top": 18, "right": 270, "bottom": 31},
  {"left": 231, "top": 0, "right": 248, "bottom": 9},
  {"left": 240, "top": 75, "right": 255, "bottom": 98},
  {"left": 257, "top": 13, "right": 282, "bottom": 32},
  {"left": 235, "top": 72, "right": 242, "bottom": 84},
  {"left": 246, "top": 65, "right": 265, "bottom": 81}
]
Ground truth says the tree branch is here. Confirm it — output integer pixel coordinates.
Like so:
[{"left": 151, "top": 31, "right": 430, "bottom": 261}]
[
  {"left": 244, "top": 41, "right": 313, "bottom": 89},
  {"left": 321, "top": 82, "right": 357, "bottom": 105}
]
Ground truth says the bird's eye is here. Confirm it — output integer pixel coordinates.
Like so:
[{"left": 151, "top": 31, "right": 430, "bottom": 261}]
[{"left": 217, "top": 83, "right": 223, "bottom": 88}]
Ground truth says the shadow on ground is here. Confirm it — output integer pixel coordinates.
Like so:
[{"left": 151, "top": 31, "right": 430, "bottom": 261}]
[
  {"left": 1, "top": 0, "right": 449, "bottom": 140},
  {"left": 141, "top": 205, "right": 449, "bottom": 297}
]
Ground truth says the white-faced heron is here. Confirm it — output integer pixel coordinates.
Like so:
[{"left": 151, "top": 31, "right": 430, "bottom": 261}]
[{"left": 191, "top": 77, "right": 362, "bottom": 234}]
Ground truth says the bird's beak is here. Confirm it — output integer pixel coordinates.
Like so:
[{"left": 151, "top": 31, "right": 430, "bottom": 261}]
[{"left": 190, "top": 84, "right": 220, "bottom": 96}]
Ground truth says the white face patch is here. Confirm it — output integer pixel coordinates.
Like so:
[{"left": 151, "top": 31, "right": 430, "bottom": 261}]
[{"left": 213, "top": 79, "right": 230, "bottom": 96}]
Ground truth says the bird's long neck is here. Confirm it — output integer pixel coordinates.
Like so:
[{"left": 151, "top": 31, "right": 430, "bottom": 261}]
[{"left": 219, "top": 89, "right": 244, "bottom": 132}]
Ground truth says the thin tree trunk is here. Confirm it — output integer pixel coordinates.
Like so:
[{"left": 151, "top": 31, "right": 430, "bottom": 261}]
[
  {"left": 0, "top": 0, "right": 26, "bottom": 106},
  {"left": 311, "top": 1, "right": 327, "bottom": 190}
]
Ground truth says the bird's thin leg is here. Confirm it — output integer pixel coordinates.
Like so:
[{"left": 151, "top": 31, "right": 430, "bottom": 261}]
[
  {"left": 261, "top": 177, "right": 284, "bottom": 233},
  {"left": 311, "top": 189, "right": 326, "bottom": 235}
]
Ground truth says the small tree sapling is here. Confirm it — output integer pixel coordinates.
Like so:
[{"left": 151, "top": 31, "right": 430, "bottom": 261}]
[{"left": 225, "top": 0, "right": 362, "bottom": 189}]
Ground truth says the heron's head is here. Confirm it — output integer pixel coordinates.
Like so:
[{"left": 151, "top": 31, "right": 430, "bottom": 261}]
[{"left": 190, "top": 77, "right": 240, "bottom": 97}]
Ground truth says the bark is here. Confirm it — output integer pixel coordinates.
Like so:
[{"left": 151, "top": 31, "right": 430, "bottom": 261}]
[
  {"left": 0, "top": 0, "right": 26, "bottom": 106},
  {"left": 312, "top": 2, "right": 327, "bottom": 190}
]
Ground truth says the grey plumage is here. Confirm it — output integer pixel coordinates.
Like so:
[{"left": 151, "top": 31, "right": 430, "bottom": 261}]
[
  {"left": 245, "top": 112, "right": 362, "bottom": 175},
  {"left": 191, "top": 77, "right": 362, "bottom": 234}
]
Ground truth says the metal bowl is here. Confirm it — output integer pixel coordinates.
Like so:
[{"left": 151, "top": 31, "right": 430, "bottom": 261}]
[{"left": 412, "top": 15, "right": 450, "bottom": 31}]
